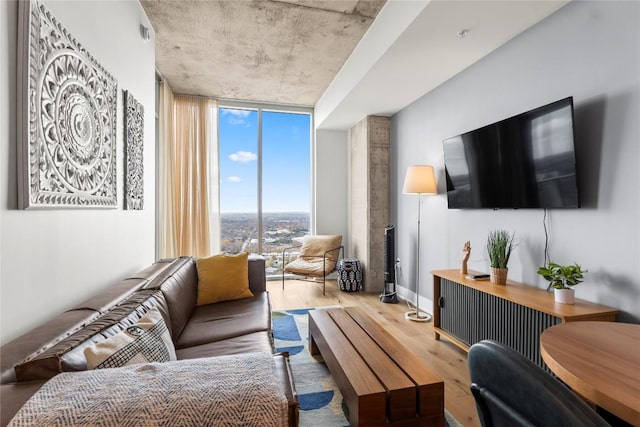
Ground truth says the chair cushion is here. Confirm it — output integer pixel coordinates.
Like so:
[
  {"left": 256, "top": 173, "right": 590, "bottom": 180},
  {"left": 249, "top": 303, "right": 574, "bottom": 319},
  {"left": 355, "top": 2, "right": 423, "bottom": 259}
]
[
  {"left": 284, "top": 258, "right": 327, "bottom": 277},
  {"left": 196, "top": 252, "right": 253, "bottom": 305},
  {"left": 285, "top": 235, "right": 342, "bottom": 276},
  {"left": 300, "top": 235, "right": 342, "bottom": 263}
]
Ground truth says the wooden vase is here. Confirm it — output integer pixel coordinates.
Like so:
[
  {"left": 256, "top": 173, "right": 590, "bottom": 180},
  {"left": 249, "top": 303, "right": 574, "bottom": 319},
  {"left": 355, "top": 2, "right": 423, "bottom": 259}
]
[{"left": 490, "top": 267, "right": 508, "bottom": 285}]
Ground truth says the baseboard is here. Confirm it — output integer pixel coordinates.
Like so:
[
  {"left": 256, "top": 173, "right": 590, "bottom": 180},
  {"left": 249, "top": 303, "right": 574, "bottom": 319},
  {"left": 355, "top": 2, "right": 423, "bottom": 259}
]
[{"left": 396, "top": 285, "right": 435, "bottom": 315}]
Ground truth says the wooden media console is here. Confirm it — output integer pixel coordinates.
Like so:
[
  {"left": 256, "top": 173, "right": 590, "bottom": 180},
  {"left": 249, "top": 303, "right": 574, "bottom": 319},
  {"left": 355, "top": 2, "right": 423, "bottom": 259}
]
[{"left": 432, "top": 269, "right": 619, "bottom": 369}]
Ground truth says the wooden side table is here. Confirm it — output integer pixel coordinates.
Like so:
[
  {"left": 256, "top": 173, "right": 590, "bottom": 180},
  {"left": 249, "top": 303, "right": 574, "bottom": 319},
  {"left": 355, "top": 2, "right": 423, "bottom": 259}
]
[{"left": 540, "top": 321, "right": 640, "bottom": 426}]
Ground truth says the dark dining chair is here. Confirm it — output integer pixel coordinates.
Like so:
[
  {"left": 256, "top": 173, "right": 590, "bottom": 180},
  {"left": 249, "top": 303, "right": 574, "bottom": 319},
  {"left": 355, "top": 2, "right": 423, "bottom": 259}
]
[{"left": 468, "top": 340, "right": 610, "bottom": 427}]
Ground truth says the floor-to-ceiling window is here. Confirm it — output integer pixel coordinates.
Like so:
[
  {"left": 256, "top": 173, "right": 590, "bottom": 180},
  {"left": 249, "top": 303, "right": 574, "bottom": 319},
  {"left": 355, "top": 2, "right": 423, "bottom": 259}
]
[{"left": 218, "top": 103, "right": 312, "bottom": 276}]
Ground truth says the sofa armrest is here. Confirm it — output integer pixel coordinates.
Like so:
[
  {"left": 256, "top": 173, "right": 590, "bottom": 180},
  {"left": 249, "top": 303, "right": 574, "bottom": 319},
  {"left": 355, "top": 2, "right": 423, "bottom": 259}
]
[
  {"left": 248, "top": 255, "right": 266, "bottom": 293},
  {"left": 1, "top": 380, "right": 46, "bottom": 426},
  {"left": 274, "top": 353, "right": 299, "bottom": 427}
]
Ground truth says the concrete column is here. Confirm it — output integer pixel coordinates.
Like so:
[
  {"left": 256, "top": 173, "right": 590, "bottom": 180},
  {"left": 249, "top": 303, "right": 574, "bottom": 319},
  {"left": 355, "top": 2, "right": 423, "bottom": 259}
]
[{"left": 349, "top": 116, "right": 389, "bottom": 292}]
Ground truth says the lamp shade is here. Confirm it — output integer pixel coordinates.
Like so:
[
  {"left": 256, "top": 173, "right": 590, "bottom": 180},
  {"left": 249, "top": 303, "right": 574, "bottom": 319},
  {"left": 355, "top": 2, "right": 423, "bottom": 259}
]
[{"left": 403, "top": 165, "right": 437, "bottom": 194}]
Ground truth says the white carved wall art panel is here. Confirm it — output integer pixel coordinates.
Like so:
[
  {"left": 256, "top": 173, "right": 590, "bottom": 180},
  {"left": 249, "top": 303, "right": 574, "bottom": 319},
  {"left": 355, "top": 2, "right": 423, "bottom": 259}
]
[
  {"left": 18, "top": 0, "right": 118, "bottom": 208},
  {"left": 124, "top": 91, "right": 144, "bottom": 210}
]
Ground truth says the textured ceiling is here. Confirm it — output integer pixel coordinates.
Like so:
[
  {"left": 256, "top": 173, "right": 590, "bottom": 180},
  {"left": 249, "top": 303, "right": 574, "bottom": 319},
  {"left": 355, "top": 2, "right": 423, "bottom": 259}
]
[
  {"left": 315, "top": 0, "right": 570, "bottom": 129},
  {"left": 141, "top": 0, "right": 386, "bottom": 106}
]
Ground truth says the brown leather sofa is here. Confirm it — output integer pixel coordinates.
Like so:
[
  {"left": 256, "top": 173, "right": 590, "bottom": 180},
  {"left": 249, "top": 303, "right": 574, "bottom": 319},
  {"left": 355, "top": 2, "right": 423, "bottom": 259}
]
[{"left": 0, "top": 256, "right": 298, "bottom": 426}]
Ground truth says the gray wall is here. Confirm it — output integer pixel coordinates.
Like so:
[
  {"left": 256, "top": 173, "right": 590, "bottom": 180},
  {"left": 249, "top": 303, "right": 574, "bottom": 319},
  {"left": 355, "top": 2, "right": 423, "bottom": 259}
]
[
  {"left": 0, "top": 1, "right": 156, "bottom": 344},
  {"left": 391, "top": 1, "right": 639, "bottom": 322},
  {"left": 314, "top": 129, "right": 349, "bottom": 252}
]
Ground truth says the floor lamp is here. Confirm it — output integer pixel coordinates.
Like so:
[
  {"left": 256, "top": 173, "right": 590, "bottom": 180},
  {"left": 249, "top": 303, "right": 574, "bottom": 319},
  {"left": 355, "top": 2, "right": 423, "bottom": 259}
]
[{"left": 402, "top": 165, "right": 437, "bottom": 322}]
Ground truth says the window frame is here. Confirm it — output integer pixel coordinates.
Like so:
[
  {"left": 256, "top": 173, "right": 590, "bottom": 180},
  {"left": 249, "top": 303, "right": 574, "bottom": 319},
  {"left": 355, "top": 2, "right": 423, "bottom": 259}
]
[{"left": 217, "top": 100, "right": 314, "bottom": 256}]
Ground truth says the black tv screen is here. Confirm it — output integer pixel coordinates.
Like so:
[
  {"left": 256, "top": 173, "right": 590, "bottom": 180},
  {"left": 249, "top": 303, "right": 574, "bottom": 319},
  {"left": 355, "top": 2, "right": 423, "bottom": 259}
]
[{"left": 443, "top": 97, "right": 579, "bottom": 209}]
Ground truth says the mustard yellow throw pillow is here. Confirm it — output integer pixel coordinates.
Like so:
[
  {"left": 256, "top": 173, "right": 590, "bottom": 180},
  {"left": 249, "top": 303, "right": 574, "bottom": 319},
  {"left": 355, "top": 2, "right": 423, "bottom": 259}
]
[{"left": 196, "top": 252, "right": 253, "bottom": 305}]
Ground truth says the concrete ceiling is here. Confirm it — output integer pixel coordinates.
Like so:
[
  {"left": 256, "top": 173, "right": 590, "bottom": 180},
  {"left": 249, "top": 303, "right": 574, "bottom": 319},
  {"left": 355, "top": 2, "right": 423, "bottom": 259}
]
[
  {"left": 142, "top": 0, "right": 570, "bottom": 130},
  {"left": 315, "top": 0, "right": 570, "bottom": 129},
  {"left": 141, "top": 0, "right": 386, "bottom": 106}
]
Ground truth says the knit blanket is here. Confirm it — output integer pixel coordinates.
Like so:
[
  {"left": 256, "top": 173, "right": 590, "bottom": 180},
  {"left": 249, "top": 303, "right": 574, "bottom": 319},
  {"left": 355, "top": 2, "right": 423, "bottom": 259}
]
[{"left": 9, "top": 352, "right": 289, "bottom": 427}]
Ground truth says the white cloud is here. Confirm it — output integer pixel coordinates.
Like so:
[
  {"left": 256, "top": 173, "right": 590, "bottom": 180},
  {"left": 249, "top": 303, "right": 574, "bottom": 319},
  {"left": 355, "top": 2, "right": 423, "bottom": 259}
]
[
  {"left": 229, "top": 151, "right": 257, "bottom": 163},
  {"left": 222, "top": 109, "right": 251, "bottom": 126},
  {"left": 222, "top": 109, "right": 250, "bottom": 118},
  {"left": 227, "top": 176, "right": 242, "bottom": 183}
]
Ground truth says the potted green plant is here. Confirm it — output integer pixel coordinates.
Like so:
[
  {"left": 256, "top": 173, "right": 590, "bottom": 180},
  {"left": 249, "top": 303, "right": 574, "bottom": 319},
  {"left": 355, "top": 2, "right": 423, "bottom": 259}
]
[
  {"left": 486, "top": 230, "right": 517, "bottom": 285},
  {"left": 536, "top": 262, "right": 587, "bottom": 304}
]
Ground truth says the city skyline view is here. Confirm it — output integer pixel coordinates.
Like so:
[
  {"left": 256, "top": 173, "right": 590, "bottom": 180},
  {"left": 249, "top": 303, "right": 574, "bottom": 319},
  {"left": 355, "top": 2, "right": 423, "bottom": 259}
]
[{"left": 220, "top": 212, "right": 310, "bottom": 275}]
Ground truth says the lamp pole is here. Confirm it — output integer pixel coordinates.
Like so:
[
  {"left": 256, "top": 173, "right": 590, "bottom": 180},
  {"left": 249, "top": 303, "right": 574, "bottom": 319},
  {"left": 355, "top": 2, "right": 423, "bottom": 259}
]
[
  {"left": 402, "top": 165, "right": 436, "bottom": 322},
  {"left": 405, "top": 192, "right": 430, "bottom": 321},
  {"left": 416, "top": 192, "right": 423, "bottom": 318}
]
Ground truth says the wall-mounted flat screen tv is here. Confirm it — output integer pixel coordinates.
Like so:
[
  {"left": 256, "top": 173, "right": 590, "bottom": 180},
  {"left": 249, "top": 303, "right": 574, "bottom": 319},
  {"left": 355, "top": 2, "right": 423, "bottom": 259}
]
[{"left": 443, "top": 97, "right": 579, "bottom": 209}]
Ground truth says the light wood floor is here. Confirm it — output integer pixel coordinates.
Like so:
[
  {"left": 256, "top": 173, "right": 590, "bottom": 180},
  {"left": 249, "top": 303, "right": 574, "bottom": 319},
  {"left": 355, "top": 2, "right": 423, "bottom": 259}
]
[{"left": 268, "top": 278, "right": 481, "bottom": 427}]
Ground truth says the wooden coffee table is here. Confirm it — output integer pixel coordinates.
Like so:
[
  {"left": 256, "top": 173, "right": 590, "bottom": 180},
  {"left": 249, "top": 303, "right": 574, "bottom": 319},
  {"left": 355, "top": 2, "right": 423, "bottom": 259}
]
[{"left": 309, "top": 306, "right": 444, "bottom": 427}]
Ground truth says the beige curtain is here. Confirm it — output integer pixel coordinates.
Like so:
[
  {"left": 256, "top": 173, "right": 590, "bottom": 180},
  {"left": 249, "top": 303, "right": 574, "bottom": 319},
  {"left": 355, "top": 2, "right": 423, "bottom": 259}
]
[{"left": 158, "top": 82, "right": 219, "bottom": 258}]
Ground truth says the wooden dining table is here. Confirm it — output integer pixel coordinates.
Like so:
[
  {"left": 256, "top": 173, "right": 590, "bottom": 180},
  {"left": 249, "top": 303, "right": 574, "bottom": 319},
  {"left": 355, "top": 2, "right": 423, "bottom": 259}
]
[{"left": 540, "top": 321, "right": 640, "bottom": 426}]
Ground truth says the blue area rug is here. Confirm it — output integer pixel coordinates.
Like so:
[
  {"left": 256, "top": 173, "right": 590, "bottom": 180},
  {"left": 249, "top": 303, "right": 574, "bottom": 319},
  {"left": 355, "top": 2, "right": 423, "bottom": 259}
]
[
  {"left": 272, "top": 308, "right": 462, "bottom": 427},
  {"left": 273, "top": 308, "right": 349, "bottom": 426}
]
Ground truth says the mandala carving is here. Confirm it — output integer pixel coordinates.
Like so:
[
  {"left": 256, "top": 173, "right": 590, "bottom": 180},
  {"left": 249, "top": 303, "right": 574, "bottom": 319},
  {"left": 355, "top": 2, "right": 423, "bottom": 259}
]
[
  {"left": 124, "top": 91, "right": 144, "bottom": 210},
  {"left": 18, "top": 0, "right": 117, "bottom": 208}
]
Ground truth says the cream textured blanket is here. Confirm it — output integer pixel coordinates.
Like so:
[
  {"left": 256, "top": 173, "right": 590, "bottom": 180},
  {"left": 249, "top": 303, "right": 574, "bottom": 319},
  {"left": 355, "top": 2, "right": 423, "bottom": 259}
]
[{"left": 9, "top": 352, "right": 289, "bottom": 427}]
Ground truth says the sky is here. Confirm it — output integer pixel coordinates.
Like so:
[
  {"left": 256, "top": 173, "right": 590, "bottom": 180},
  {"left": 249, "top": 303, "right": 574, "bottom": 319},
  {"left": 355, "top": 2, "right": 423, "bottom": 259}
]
[{"left": 218, "top": 108, "right": 311, "bottom": 213}]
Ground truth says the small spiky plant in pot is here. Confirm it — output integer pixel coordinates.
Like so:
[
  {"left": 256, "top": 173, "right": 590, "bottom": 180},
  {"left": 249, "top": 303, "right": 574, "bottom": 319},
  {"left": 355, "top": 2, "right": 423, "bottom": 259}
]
[{"left": 486, "top": 230, "right": 517, "bottom": 285}]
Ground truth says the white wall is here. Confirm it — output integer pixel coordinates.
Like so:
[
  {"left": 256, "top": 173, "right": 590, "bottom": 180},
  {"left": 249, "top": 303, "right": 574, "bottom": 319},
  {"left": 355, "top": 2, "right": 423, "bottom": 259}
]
[
  {"left": 0, "top": 1, "right": 156, "bottom": 344},
  {"left": 314, "top": 129, "right": 349, "bottom": 255},
  {"left": 391, "top": 0, "right": 640, "bottom": 322}
]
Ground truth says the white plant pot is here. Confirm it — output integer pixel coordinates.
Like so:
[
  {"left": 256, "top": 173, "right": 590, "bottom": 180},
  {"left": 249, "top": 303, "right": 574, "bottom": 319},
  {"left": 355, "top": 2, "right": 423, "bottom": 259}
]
[{"left": 554, "top": 288, "right": 575, "bottom": 305}]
